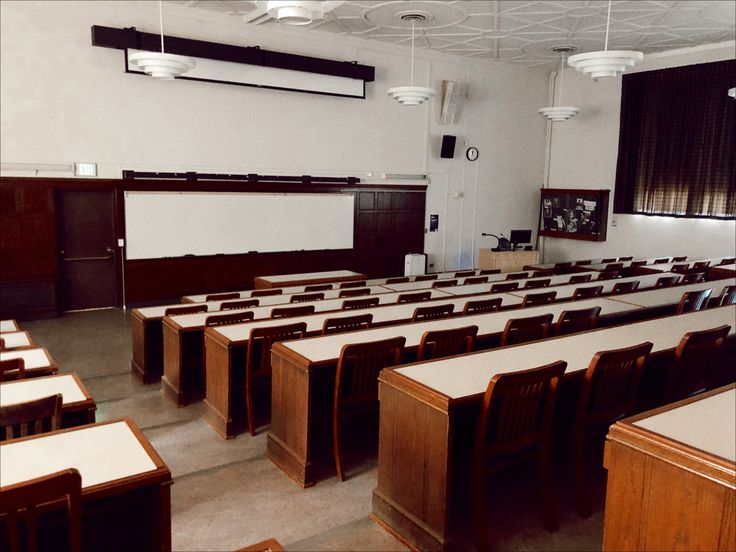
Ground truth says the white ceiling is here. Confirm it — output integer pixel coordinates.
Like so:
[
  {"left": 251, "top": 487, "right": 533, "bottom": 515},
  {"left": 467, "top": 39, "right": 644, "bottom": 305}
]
[{"left": 176, "top": 1, "right": 736, "bottom": 68}]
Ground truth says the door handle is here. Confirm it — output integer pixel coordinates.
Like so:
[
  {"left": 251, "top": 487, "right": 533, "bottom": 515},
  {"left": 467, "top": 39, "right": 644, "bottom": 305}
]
[{"left": 61, "top": 246, "right": 114, "bottom": 262}]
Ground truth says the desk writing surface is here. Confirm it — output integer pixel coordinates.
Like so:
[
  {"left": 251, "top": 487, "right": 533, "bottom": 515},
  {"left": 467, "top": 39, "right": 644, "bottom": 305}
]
[
  {"left": 0, "top": 373, "right": 88, "bottom": 406},
  {"left": 181, "top": 284, "right": 391, "bottom": 305},
  {"left": 281, "top": 297, "right": 639, "bottom": 363},
  {"left": 0, "top": 348, "right": 53, "bottom": 370},
  {"left": 0, "top": 320, "right": 19, "bottom": 333},
  {"left": 257, "top": 270, "right": 364, "bottom": 284},
  {"left": 394, "top": 306, "right": 735, "bottom": 400},
  {"left": 508, "top": 273, "right": 668, "bottom": 300},
  {"left": 0, "top": 331, "right": 32, "bottom": 348},
  {"left": 608, "top": 279, "right": 735, "bottom": 308},
  {"left": 364, "top": 270, "right": 480, "bottom": 286},
  {"left": 0, "top": 420, "right": 158, "bottom": 488},
  {"left": 381, "top": 271, "right": 599, "bottom": 293},
  {"left": 634, "top": 388, "right": 735, "bottom": 462}
]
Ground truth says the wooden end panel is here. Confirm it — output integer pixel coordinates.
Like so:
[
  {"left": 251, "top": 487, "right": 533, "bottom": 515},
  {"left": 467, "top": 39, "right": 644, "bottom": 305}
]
[
  {"left": 203, "top": 331, "right": 247, "bottom": 439},
  {"left": 161, "top": 320, "right": 184, "bottom": 406}
]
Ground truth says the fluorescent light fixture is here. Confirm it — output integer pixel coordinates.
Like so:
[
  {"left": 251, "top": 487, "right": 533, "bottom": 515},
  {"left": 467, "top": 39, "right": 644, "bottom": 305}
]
[
  {"left": 74, "top": 162, "right": 98, "bottom": 177},
  {"left": 383, "top": 173, "right": 427, "bottom": 180}
]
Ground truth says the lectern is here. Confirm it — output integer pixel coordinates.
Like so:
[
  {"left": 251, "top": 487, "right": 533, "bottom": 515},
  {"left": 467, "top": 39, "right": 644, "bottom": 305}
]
[{"left": 478, "top": 249, "right": 539, "bottom": 273}]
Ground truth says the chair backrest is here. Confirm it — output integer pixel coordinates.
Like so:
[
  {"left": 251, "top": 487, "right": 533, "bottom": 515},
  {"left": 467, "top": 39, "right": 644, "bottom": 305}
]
[
  {"left": 521, "top": 291, "right": 557, "bottom": 307},
  {"left": 385, "top": 276, "right": 409, "bottom": 284},
  {"left": 339, "top": 280, "right": 367, "bottom": 289},
  {"left": 415, "top": 274, "right": 438, "bottom": 282},
  {"left": 417, "top": 325, "right": 478, "bottom": 361},
  {"left": 574, "top": 260, "right": 592, "bottom": 266},
  {"left": 597, "top": 270, "right": 619, "bottom": 281},
  {"left": 655, "top": 276, "right": 679, "bottom": 288},
  {"left": 653, "top": 258, "right": 669, "bottom": 264},
  {"left": 600, "top": 257, "right": 616, "bottom": 264},
  {"left": 432, "top": 279, "right": 458, "bottom": 288},
  {"left": 0, "top": 358, "right": 25, "bottom": 381},
  {"left": 490, "top": 281, "right": 519, "bottom": 293},
  {"left": 290, "top": 292, "right": 325, "bottom": 303},
  {"left": 555, "top": 306, "right": 601, "bottom": 336},
  {"left": 665, "top": 325, "right": 731, "bottom": 403},
  {"left": 247, "top": 322, "right": 307, "bottom": 379},
  {"left": 671, "top": 256, "right": 687, "bottom": 262},
  {"left": 221, "top": 299, "right": 260, "bottom": 310},
  {"left": 576, "top": 342, "right": 653, "bottom": 429},
  {"left": 630, "top": 260, "right": 647, "bottom": 268},
  {"left": 304, "top": 284, "right": 332, "bottom": 292},
  {"left": 454, "top": 271, "right": 476, "bottom": 278},
  {"left": 0, "top": 468, "right": 82, "bottom": 552},
  {"left": 618, "top": 256, "right": 633, "bottom": 262},
  {"left": 462, "top": 297, "right": 502, "bottom": 315},
  {"left": 251, "top": 289, "right": 283, "bottom": 297},
  {"left": 0, "top": 337, "right": 5, "bottom": 350},
  {"left": 463, "top": 276, "right": 488, "bottom": 285},
  {"left": 718, "top": 285, "right": 736, "bottom": 306},
  {"left": 554, "top": 262, "right": 572, "bottom": 271},
  {"left": 479, "top": 269, "right": 502, "bottom": 275},
  {"left": 568, "top": 274, "right": 592, "bottom": 284},
  {"left": 680, "top": 272, "right": 706, "bottom": 284},
  {"left": 670, "top": 263, "right": 689, "bottom": 274},
  {"left": 322, "top": 313, "right": 373, "bottom": 335},
  {"left": 397, "top": 291, "right": 431, "bottom": 304},
  {"left": 500, "top": 314, "right": 554, "bottom": 346},
  {"left": 411, "top": 303, "right": 454, "bottom": 322},
  {"left": 523, "top": 278, "right": 551, "bottom": 290},
  {"left": 205, "top": 292, "right": 240, "bottom": 301},
  {"left": 691, "top": 261, "right": 711, "bottom": 271},
  {"left": 338, "top": 288, "right": 371, "bottom": 298},
  {"left": 572, "top": 285, "right": 603, "bottom": 300},
  {"left": 611, "top": 280, "right": 640, "bottom": 295},
  {"left": 719, "top": 257, "right": 735, "bottom": 265},
  {"left": 205, "top": 311, "right": 255, "bottom": 327},
  {"left": 271, "top": 304, "right": 316, "bottom": 319},
  {"left": 341, "top": 297, "right": 380, "bottom": 310},
  {"left": 1, "top": 394, "right": 62, "bottom": 441},
  {"left": 165, "top": 304, "right": 207, "bottom": 316},
  {"left": 676, "top": 289, "right": 712, "bottom": 314},
  {"left": 605, "top": 262, "right": 624, "bottom": 271},
  {"left": 505, "top": 272, "right": 528, "bottom": 280},
  {"left": 532, "top": 270, "right": 555, "bottom": 278}
]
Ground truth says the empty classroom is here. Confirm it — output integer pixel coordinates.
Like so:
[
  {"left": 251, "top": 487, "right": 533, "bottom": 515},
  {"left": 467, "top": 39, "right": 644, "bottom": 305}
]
[{"left": 1, "top": 1, "right": 735, "bottom": 551}]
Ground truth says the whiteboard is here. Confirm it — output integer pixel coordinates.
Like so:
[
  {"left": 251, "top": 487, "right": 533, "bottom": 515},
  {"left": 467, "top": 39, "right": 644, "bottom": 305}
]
[{"left": 124, "top": 192, "right": 354, "bottom": 260}]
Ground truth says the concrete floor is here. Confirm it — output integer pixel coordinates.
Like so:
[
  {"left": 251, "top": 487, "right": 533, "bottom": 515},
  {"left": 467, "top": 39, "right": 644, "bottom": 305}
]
[{"left": 23, "top": 308, "right": 605, "bottom": 551}]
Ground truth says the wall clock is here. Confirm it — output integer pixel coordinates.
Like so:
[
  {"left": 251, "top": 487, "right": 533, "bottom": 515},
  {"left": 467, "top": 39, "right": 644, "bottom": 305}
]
[{"left": 466, "top": 147, "right": 479, "bottom": 161}]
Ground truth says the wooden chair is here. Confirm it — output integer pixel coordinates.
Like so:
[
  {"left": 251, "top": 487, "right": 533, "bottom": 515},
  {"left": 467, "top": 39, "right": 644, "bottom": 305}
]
[
  {"left": 290, "top": 292, "right": 324, "bottom": 303},
  {"left": 610, "top": 280, "right": 640, "bottom": 295},
  {"left": 604, "top": 262, "right": 624, "bottom": 271},
  {"left": 0, "top": 468, "right": 82, "bottom": 552},
  {"left": 717, "top": 285, "right": 736, "bottom": 306},
  {"left": 653, "top": 258, "right": 669, "bottom": 264},
  {"left": 596, "top": 270, "right": 619, "bottom": 281},
  {"left": 600, "top": 257, "right": 616, "bottom": 264},
  {"left": 505, "top": 272, "right": 528, "bottom": 280},
  {"left": 304, "top": 284, "right": 332, "bottom": 292},
  {"left": 417, "top": 325, "right": 477, "bottom": 361},
  {"left": 322, "top": 313, "right": 373, "bottom": 335},
  {"left": 221, "top": 299, "right": 259, "bottom": 310},
  {"left": 691, "top": 261, "right": 711, "bottom": 271},
  {"left": 655, "top": 276, "right": 679, "bottom": 288},
  {"left": 415, "top": 274, "right": 438, "bottom": 282},
  {"left": 618, "top": 256, "right": 633, "bottom": 262},
  {"left": 464, "top": 276, "right": 489, "bottom": 285},
  {"left": 664, "top": 325, "right": 731, "bottom": 404},
  {"left": 670, "top": 263, "right": 689, "bottom": 274},
  {"left": 472, "top": 361, "right": 567, "bottom": 550},
  {"left": 1, "top": 394, "right": 62, "bottom": 441},
  {"left": 342, "top": 297, "right": 380, "bottom": 310},
  {"left": 236, "top": 538, "right": 284, "bottom": 552},
  {"left": 718, "top": 257, "right": 735, "bottom": 265},
  {"left": 573, "top": 341, "right": 653, "bottom": 517},
  {"left": 397, "top": 291, "right": 431, "bottom": 304},
  {"left": 385, "top": 276, "right": 409, "bottom": 284},
  {"left": 568, "top": 274, "right": 592, "bottom": 284},
  {"left": 532, "top": 270, "right": 555, "bottom": 278},
  {"left": 338, "top": 288, "right": 370, "bottom": 298},
  {"left": 554, "top": 262, "right": 572, "bottom": 271},
  {"left": 479, "top": 269, "right": 501, "bottom": 275},
  {"left": 454, "top": 270, "right": 476, "bottom": 278},
  {"left": 630, "top": 260, "right": 647, "bottom": 268},
  {"left": 524, "top": 278, "right": 551, "bottom": 290},
  {"left": 271, "top": 305, "right": 315, "bottom": 319},
  {"left": 339, "top": 280, "right": 366, "bottom": 289},
  {"left": 165, "top": 304, "right": 207, "bottom": 316},
  {"left": 676, "top": 289, "right": 712, "bottom": 314},
  {"left": 205, "top": 311, "right": 255, "bottom": 327},
  {"left": 251, "top": 289, "right": 283, "bottom": 297},
  {"left": 572, "top": 285, "right": 603, "bottom": 300},
  {"left": 500, "top": 314, "right": 554, "bottom": 346},
  {"left": 680, "top": 272, "right": 706, "bottom": 284},
  {"left": 671, "top": 256, "right": 687, "bottom": 262},
  {"left": 490, "top": 282, "right": 519, "bottom": 293},
  {"left": 1, "top": 358, "right": 25, "bottom": 381},
  {"left": 412, "top": 303, "right": 454, "bottom": 322},
  {"left": 333, "top": 336, "right": 406, "bottom": 481},
  {"left": 205, "top": 292, "right": 240, "bottom": 301},
  {"left": 574, "top": 260, "right": 592, "bottom": 266},
  {"left": 432, "top": 279, "right": 458, "bottom": 288},
  {"left": 0, "top": 337, "right": 4, "bottom": 350},
  {"left": 463, "top": 297, "right": 502, "bottom": 315},
  {"left": 521, "top": 291, "right": 556, "bottom": 307},
  {"left": 554, "top": 306, "right": 601, "bottom": 336},
  {"left": 246, "top": 322, "right": 307, "bottom": 435}
]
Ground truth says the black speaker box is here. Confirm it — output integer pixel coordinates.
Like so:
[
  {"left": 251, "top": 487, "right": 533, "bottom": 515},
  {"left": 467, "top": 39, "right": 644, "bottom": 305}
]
[{"left": 440, "top": 135, "right": 457, "bottom": 159}]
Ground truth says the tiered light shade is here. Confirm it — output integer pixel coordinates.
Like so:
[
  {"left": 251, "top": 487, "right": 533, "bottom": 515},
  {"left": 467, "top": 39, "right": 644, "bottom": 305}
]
[
  {"left": 387, "top": 86, "right": 434, "bottom": 106},
  {"left": 567, "top": 50, "right": 644, "bottom": 80},
  {"left": 129, "top": 51, "right": 196, "bottom": 80},
  {"left": 260, "top": 1, "right": 344, "bottom": 25},
  {"left": 538, "top": 107, "right": 580, "bottom": 122},
  {"left": 729, "top": 87, "right": 736, "bottom": 98}
]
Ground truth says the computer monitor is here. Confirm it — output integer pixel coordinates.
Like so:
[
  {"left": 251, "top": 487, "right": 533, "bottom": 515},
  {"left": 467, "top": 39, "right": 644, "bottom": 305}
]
[{"left": 509, "top": 229, "right": 532, "bottom": 248}]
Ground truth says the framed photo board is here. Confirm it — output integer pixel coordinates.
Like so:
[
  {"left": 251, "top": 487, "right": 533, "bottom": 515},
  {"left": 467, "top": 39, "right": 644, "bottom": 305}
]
[{"left": 539, "top": 188, "right": 609, "bottom": 242}]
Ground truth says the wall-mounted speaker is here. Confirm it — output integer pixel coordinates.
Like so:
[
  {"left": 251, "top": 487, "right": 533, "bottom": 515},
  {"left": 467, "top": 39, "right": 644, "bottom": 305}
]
[{"left": 440, "top": 135, "right": 457, "bottom": 159}]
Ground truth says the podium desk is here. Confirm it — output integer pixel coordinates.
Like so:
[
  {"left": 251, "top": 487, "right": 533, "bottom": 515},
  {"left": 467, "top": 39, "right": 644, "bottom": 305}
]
[
  {"left": 603, "top": 385, "right": 736, "bottom": 552},
  {"left": 0, "top": 347, "right": 57, "bottom": 379},
  {"left": 372, "top": 306, "right": 736, "bottom": 551},
  {"left": 0, "top": 419, "right": 172, "bottom": 552},
  {"left": 254, "top": 270, "right": 367, "bottom": 289},
  {"left": 478, "top": 249, "right": 539, "bottom": 273},
  {"left": 0, "top": 319, "right": 19, "bottom": 333},
  {"left": 0, "top": 372, "right": 95, "bottom": 427},
  {"left": 0, "top": 331, "right": 33, "bottom": 350},
  {"left": 267, "top": 297, "right": 641, "bottom": 487}
]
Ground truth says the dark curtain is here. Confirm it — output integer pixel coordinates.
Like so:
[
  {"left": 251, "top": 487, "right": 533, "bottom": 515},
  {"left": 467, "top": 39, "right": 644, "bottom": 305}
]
[{"left": 614, "top": 59, "right": 736, "bottom": 219}]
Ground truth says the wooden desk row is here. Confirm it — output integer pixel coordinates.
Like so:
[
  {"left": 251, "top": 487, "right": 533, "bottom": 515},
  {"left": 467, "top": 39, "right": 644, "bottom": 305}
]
[
  {"left": 0, "top": 330, "right": 34, "bottom": 350},
  {"left": 254, "top": 270, "right": 367, "bottom": 289},
  {"left": 0, "top": 347, "right": 57, "bottom": 377},
  {"left": 0, "top": 319, "right": 20, "bottom": 333}
]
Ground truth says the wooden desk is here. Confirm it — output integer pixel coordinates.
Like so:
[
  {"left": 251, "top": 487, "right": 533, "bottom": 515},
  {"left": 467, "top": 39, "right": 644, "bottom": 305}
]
[
  {"left": 603, "top": 385, "right": 736, "bottom": 551},
  {"left": 372, "top": 306, "right": 736, "bottom": 551},
  {"left": 0, "top": 347, "right": 57, "bottom": 378},
  {"left": 0, "top": 319, "right": 19, "bottom": 333},
  {"left": 0, "top": 372, "right": 96, "bottom": 427},
  {"left": 0, "top": 419, "right": 172, "bottom": 552},
  {"left": 182, "top": 284, "right": 392, "bottom": 304},
  {"left": 254, "top": 270, "right": 367, "bottom": 289},
  {"left": 0, "top": 331, "right": 33, "bottom": 350},
  {"left": 478, "top": 249, "right": 539, "bottom": 273},
  {"left": 381, "top": 271, "right": 597, "bottom": 293},
  {"left": 267, "top": 297, "right": 643, "bottom": 486}
]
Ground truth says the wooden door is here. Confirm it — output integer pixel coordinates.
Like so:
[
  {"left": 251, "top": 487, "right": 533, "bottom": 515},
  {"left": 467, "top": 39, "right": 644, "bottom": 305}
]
[{"left": 57, "top": 189, "right": 119, "bottom": 311}]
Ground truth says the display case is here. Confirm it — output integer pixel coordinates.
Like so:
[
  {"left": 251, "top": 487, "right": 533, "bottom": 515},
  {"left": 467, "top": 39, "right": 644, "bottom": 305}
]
[{"left": 539, "top": 188, "right": 609, "bottom": 242}]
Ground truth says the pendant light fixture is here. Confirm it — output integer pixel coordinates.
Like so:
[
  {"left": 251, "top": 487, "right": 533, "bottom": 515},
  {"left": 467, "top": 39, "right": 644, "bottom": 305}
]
[
  {"left": 255, "top": 1, "right": 344, "bottom": 26},
  {"left": 539, "top": 47, "right": 580, "bottom": 122},
  {"left": 729, "top": 87, "right": 736, "bottom": 98},
  {"left": 387, "top": 14, "right": 434, "bottom": 106},
  {"left": 128, "top": 0, "right": 196, "bottom": 80},
  {"left": 567, "top": 0, "right": 643, "bottom": 80}
]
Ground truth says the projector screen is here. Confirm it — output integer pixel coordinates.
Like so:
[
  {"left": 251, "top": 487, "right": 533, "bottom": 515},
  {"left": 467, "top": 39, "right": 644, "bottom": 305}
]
[{"left": 124, "top": 191, "right": 355, "bottom": 260}]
